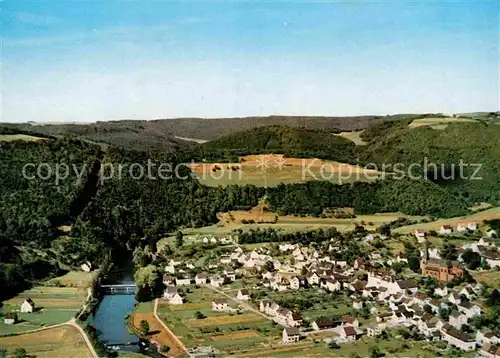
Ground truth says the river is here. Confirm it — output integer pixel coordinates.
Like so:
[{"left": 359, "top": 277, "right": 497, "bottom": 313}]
[{"left": 89, "top": 270, "right": 140, "bottom": 353}]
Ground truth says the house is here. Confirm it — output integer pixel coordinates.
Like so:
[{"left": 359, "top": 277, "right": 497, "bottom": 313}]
[
  {"left": 163, "top": 275, "right": 174, "bottom": 286},
  {"left": 415, "top": 230, "right": 427, "bottom": 242},
  {"left": 80, "top": 261, "right": 92, "bottom": 272},
  {"left": 195, "top": 273, "right": 208, "bottom": 284},
  {"left": 305, "top": 272, "right": 320, "bottom": 286},
  {"left": 20, "top": 298, "right": 35, "bottom": 313},
  {"left": 487, "top": 230, "right": 498, "bottom": 238},
  {"left": 366, "top": 323, "right": 383, "bottom": 337},
  {"left": 457, "top": 301, "right": 481, "bottom": 319},
  {"left": 320, "top": 277, "right": 341, "bottom": 292},
  {"left": 236, "top": 289, "right": 250, "bottom": 301},
  {"left": 441, "top": 324, "right": 476, "bottom": 351},
  {"left": 440, "top": 225, "right": 453, "bottom": 235},
  {"left": 175, "top": 277, "right": 191, "bottom": 286},
  {"left": 467, "top": 222, "right": 478, "bottom": 231},
  {"left": 312, "top": 317, "right": 339, "bottom": 331},
  {"left": 288, "top": 276, "right": 301, "bottom": 290},
  {"left": 353, "top": 300, "right": 363, "bottom": 310},
  {"left": 481, "top": 343, "right": 500, "bottom": 358},
  {"left": 396, "top": 279, "right": 418, "bottom": 294},
  {"left": 4, "top": 312, "right": 17, "bottom": 325},
  {"left": 220, "top": 255, "right": 232, "bottom": 264},
  {"left": 163, "top": 286, "right": 184, "bottom": 305},
  {"left": 449, "top": 311, "right": 468, "bottom": 329},
  {"left": 448, "top": 293, "right": 462, "bottom": 305},
  {"left": 341, "top": 316, "right": 359, "bottom": 328},
  {"left": 275, "top": 308, "right": 302, "bottom": 327},
  {"left": 434, "top": 283, "right": 449, "bottom": 297},
  {"left": 282, "top": 327, "right": 301, "bottom": 343},
  {"left": 212, "top": 299, "right": 229, "bottom": 312},
  {"left": 459, "top": 286, "right": 475, "bottom": 300},
  {"left": 209, "top": 275, "right": 224, "bottom": 287},
  {"left": 340, "top": 326, "right": 358, "bottom": 341},
  {"left": 456, "top": 223, "right": 468, "bottom": 232}
]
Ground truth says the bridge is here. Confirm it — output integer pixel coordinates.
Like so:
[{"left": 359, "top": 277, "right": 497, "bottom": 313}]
[
  {"left": 100, "top": 284, "right": 137, "bottom": 294},
  {"left": 100, "top": 284, "right": 137, "bottom": 288}
]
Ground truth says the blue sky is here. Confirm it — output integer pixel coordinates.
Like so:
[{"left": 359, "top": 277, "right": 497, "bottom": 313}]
[{"left": 2, "top": 1, "right": 499, "bottom": 122}]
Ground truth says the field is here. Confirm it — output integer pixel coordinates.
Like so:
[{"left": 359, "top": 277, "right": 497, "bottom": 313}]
[
  {"left": 0, "top": 134, "right": 47, "bottom": 142},
  {"left": 408, "top": 117, "right": 477, "bottom": 130},
  {"left": 0, "top": 279, "right": 89, "bottom": 334},
  {"left": 394, "top": 206, "right": 500, "bottom": 234},
  {"left": 332, "top": 131, "right": 367, "bottom": 145},
  {"left": 472, "top": 270, "right": 500, "bottom": 289},
  {"left": 131, "top": 312, "right": 185, "bottom": 356},
  {"left": 0, "top": 325, "right": 92, "bottom": 358},
  {"left": 156, "top": 287, "right": 281, "bottom": 354},
  {"left": 44, "top": 271, "right": 97, "bottom": 289},
  {"left": 190, "top": 154, "right": 384, "bottom": 187}
]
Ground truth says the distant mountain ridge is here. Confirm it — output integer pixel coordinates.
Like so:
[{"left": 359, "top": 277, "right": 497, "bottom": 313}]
[{"left": 5, "top": 114, "right": 421, "bottom": 151}]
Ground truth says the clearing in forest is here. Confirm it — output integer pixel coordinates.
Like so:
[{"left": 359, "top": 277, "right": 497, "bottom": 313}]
[{"left": 189, "top": 154, "right": 384, "bottom": 187}]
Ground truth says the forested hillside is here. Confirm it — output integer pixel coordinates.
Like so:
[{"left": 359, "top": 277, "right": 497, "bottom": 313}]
[
  {"left": 266, "top": 178, "right": 469, "bottom": 218},
  {"left": 360, "top": 121, "right": 500, "bottom": 203},
  {"left": 192, "top": 125, "right": 358, "bottom": 163},
  {"left": 0, "top": 138, "right": 101, "bottom": 300}
]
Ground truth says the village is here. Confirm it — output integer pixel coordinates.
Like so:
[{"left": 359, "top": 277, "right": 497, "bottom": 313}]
[{"left": 147, "top": 219, "right": 500, "bottom": 357}]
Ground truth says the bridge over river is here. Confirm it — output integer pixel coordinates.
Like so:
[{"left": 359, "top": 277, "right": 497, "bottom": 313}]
[{"left": 100, "top": 283, "right": 137, "bottom": 294}]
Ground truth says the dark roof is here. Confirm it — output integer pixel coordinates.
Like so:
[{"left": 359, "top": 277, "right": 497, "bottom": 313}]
[
  {"left": 24, "top": 298, "right": 35, "bottom": 306},
  {"left": 344, "top": 326, "right": 357, "bottom": 336},
  {"left": 284, "top": 327, "right": 300, "bottom": 336},
  {"left": 213, "top": 299, "right": 227, "bottom": 304},
  {"left": 239, "top": 289, "right": 249, "bottom": 295},
  {"left": 313, "top": 317, "right": 338, "bottom": 329},
  {"left": 397, "top": 280, "right": 418, "bottom": 289},
  {"left": 443, "top": 324, "right": 474, "bottom": 342}
]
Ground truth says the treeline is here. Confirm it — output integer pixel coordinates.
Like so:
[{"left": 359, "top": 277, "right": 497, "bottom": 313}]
[
  {"left": 266, "top": 178, "right": 470, "bottom": 218},
  {"left": 237, "top": 227, "right": 340, "bottom": 245},
  {"left": 187, "top": 125, "right": 359, "bottom": 164}
]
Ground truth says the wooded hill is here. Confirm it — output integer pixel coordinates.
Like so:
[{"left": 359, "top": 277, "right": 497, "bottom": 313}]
[
  {"left": 5, "top": 114, "right": 419, "bottom": 152},
  {"left": 192, "top": 125, "right": 358, "bottom": 163}
]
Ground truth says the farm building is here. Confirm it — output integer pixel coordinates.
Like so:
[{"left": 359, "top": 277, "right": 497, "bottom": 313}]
[
  {"left": 20, "top": 298, "right": 35, "bottom": 313},
  {"left": 4, "top": 312, "right": 18, "bottom": 325}
]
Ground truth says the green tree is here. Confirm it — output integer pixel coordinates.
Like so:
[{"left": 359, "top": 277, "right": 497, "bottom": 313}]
[
  {"left": 408, "top": 255, "right": 420, "bottom": 272},
  {"left": 0, "top": 348, "right": 7, "bottom": 358},
  {"left": 176, "top": 231, "right": 184, "bottom": 248},
  {"left": 13, "top": 348, "right": 27, "bottom": 358},
  {"left": 139, "top": 319, "right": 150, "bottom": 336}
]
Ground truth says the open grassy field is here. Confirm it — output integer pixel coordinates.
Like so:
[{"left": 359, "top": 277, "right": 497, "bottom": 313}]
[
  {"left": 44, "top": 271, "right": 96, "bottom": 289},
  {"left": 0, "top": 283, "right": 88, "bottom": 334},
  {"left": 157, "top": 287, "right": 280, "bottom": 354},
  {"left": 332, "top": 131, "right": 367, "bottom": 145},
  {"left": 241, "top": 337, "right": 450, "bottom": 358},
  {"left": 0, "top": 325, "right": 92, "bottom": 358},
  {"left": 190, "top": 154, "right": 384, "bottom": 187},
  {"left": 408, "top": 117, "right": 477, "bottom": 130},
  {"left": 0, "top": 134, "right": 48, "bottom": 142},
  {"left": 472, "top": 270, "right": 500, "bottom": 289},
  {"left": 394, "top": 206, "right": 500, "bottom": 234}
]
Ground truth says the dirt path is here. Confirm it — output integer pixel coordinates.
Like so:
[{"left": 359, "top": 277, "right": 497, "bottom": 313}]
[
  {"left": 67, "top": 318, "right": 98, "bottom": 358},
  {"left": 202, "top": 284, "right": 273, "bottom": 321},
  {"left": 153, "top": 298, "right": 188, "bottom": 355}
]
